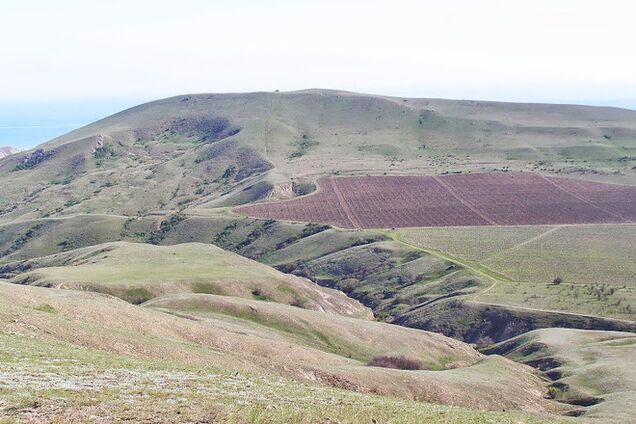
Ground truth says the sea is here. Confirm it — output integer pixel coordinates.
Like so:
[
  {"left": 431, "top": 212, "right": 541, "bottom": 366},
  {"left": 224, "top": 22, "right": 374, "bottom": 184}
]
[{"left": 0, "top": 99, "right": 147, "bottom": 150}]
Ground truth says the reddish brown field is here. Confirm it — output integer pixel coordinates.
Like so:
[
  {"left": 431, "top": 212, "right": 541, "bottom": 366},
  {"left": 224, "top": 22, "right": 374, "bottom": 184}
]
[{"left": 235, "top": 173, "right": 636, "bottom": 229}]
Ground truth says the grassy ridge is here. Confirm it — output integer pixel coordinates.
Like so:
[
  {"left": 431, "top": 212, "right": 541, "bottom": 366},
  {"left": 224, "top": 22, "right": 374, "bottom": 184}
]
[
  {"left": 5, "top": 241, "right": 369, "bottom": 317},
  {"left": 0, "top": 334, "right": 562, "bottom": 424},
  {"left": 1, "top": 89, "right": 635, "bottom": 226}
]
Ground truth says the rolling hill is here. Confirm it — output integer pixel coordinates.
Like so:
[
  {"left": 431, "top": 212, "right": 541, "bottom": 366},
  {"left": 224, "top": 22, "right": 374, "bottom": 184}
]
[
  {"left": 0, "top": 281, "right": 567, "bottom": 422},
  {"left": 1, "top": 89, "right": 635, "bottom": 225},
  {"left": 1, "top": 89, "right": 635, "bottom": 422}
]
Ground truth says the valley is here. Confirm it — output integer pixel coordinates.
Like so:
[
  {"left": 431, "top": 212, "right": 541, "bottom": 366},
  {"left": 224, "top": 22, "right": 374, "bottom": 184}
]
[{"left": 0, "top": 90, "right": 635, "bottom": 423}]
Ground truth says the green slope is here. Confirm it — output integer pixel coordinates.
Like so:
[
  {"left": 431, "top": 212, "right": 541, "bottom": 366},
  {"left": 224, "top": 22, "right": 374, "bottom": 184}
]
[{"left": 4, "top": 241, "right": 369, "bottom": 317}]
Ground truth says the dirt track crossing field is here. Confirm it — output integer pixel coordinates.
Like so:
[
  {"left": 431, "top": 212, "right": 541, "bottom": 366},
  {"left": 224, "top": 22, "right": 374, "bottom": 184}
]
[{"left": 235, "top": 173, "right": 636, "bottom": 229}]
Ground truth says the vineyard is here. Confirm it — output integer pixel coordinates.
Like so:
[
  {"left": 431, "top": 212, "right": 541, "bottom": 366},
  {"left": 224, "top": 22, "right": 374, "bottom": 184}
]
[{"left": 235, "top": 173, "right": 636, "bottom": 229}]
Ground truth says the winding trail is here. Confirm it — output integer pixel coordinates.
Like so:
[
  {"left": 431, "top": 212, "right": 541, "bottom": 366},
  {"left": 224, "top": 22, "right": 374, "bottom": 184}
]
[{"left": 390, "top": 230, "right": 636, "bottom": 323}]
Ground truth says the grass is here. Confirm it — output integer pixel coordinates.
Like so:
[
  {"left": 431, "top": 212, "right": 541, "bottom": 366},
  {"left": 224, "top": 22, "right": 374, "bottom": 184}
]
[
  {"left": 34, "top": 303, "right": 56, "bottom": 314},
  {"left": 0, "top": 333, "right": 562, "bottom": 423},
  {"left": 0, "top": 282, "right": 567, "bottom": 422},
  {"left": 6, "top": 241, "right": 369, "bottom": 317},
  {"left": 483, "top": 328, "right": 636, "bottom": 423},
  {"left": 146, "top": 292, "right": 480, "bottom": 368},
  {"left": 398, "top": 224, "right": 636, "bottom": 320},
  {"left": 1, "top": 90, "right": 635, "bottom": 421}
]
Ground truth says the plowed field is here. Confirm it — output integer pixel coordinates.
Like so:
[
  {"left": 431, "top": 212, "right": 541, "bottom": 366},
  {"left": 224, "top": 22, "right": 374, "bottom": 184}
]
[{"left": 235, "top": 173, "right": 636, "bottom": 229}]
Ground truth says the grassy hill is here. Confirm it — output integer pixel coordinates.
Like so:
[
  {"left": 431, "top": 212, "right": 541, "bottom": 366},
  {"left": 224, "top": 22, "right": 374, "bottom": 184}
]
[
  {"left": 483, "top": 328, "right": 636, "bottom": 422},
  {"left": 1, "top": 89, "right": 635, "bottom": 225},
  {"left": 0, "top": 146, "right": 18, "bottom": 159},
  {"left": 0, "top": 281, "right": 568, "bottom": 423},
  {"left": 1, "top": 90, "right": 635, "bottom": 422},
  {"left": 3, "top": 241, "right": 370, "bottom": 317}
]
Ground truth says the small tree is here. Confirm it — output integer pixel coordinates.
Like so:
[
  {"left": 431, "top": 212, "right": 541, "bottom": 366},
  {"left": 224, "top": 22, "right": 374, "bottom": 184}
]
[{"left": 552, "top": 277, "right": 563, "bottom": 285}]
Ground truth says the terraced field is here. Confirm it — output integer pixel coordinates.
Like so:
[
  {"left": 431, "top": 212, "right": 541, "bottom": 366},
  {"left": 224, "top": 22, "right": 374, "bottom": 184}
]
[{"left": 236, "top": 173, "right": 636, "bottom": 229}]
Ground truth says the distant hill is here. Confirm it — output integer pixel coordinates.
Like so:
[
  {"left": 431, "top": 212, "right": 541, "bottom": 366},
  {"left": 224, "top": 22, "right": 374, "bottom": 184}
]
[
  {"left": 0, "top": 146, "right": 18, "bottom": 158},
  {"left": 1, "top": 89, "right": 635, "bottom": 224}
]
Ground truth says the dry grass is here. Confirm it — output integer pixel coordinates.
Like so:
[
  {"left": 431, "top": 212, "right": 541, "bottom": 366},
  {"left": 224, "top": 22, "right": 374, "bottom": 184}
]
[
  {"left": 0, "top": 282, "right": 565, "bottom": 416},
  {"left": 484, "top": 328, "right": 636, "bottom": 423}
]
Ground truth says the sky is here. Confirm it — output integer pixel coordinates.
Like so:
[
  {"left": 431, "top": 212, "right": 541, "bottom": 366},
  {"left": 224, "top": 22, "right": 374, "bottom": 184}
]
[{"left": 2, "top": 0, "right": 636, "bottom": 148}]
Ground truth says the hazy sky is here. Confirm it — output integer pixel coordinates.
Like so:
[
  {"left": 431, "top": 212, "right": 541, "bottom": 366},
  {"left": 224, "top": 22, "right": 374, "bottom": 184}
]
[{"left": 2, "top": 0, "right": 636, "bottom": 107}]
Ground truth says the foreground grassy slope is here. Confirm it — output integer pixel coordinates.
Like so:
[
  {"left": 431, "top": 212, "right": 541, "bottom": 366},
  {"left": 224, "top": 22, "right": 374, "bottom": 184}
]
[
  {"left": 4, "top": 241, "right": 370, "bottom": 317},
  {"left": 0, "top": 282, "right": 567, "bottom": 421},
  {"left": 145, "top": 293, "right": 479, "bottom": 368},
  {"left": 0, "top": 334, "right": 563, "bottom": 424},
  {"left": 397, "top": 224, "right": 636, "bottom": 320},
  {"left": 483, "top": 328, "right": 636, "bottom": 423}
]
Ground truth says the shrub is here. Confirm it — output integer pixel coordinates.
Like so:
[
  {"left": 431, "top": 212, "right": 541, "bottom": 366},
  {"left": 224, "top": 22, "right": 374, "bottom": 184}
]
[
  {"left": 123, "top": 288, "right": 153, "bottom": 305},
  {"left": 546, "top": 386, "right": 561, "bottom": 399},
  {"left": 367, "top": 355, "right": 422, "bottom": 370},
  {"left": 552, "top": 277, "right": 563, "bottom": 285},
  {"left": 251, "top": 289, "right": 269, "bottom": 301},
  {"left": 35, "top": 303, "right": 57, "bottom": 314}
]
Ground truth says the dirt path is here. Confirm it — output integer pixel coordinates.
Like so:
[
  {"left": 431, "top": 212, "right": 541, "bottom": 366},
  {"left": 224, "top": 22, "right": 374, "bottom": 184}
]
[
  {"left": 388, "top": 232, "right": 509, "bottom": 303},
  {"left": 471, "top": 300, "right": 636, "bottom": 324},
  {"left": 390, "top": 230, "right": 636, "bottom": 322},
  {"left": 263, "top": 92, "right": 275, "bottom": 159}
]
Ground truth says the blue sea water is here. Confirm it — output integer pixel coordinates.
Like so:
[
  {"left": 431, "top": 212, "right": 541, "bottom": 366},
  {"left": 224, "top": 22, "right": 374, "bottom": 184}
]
[
  {"left": 0, "top": 124, "right": 84, "bottom": 150},
  {"left": 0, "top": 98, "right": 147, "bottom": 150}
]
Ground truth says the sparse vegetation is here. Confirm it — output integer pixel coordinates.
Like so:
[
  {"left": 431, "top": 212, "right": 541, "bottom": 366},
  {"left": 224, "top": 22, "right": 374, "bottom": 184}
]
[
  {"left": 13, "top": 148, "right": 56, "bottom": 171},
  {"left": 94, "top": 142, "right": 116, "bottom": 165},
  {"left": 287, "top": 134, "right": 318, "bottom": 159},
  {"left": 34, "top": 303, "right": 56, "bottom": 314}
]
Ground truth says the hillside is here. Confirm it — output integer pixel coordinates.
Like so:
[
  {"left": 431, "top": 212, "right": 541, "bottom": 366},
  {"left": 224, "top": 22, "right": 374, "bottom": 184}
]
[
  {"left": 0, "top": 281, "right": 568, "bottom": 422},
  {"left": 1, "top": 89, "right": 635, "bottom": 225},
  {"left": 1, "top": 90, "right": 635, "bottom": 422},
  {"left": 483, "top": 328, "right": 636, "bottom": 422},
  {"left": 3, "top": 241, "right": 369, "bottom": 317}
]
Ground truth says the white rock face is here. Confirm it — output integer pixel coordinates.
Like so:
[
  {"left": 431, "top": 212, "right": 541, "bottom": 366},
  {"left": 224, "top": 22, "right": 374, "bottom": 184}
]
[{"left": 0, "top": 146, "right": 19, "bottom": 159}]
